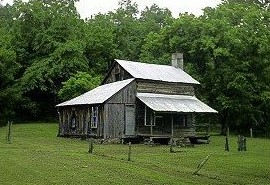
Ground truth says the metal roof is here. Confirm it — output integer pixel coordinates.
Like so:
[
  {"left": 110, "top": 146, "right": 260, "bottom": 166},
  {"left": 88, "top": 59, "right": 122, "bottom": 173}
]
[
  {"left": 137, "top": 93, "right": 217, "bottom": 113},
  {"left": 116, "top": 59, "right": 200, "bottom": 84},
  {"left": 56, "top": 78, "right": 135, "bottom": 107}
]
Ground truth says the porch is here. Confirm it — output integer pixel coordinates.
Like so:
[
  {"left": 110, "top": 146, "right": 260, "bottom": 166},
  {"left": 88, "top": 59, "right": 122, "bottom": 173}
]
[{"left": 133, "top": 93, "right": 217, "bottom": 143}]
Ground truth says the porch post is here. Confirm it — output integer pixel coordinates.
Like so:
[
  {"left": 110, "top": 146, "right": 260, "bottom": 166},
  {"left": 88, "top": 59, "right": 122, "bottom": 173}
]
[
  {"left": 144, "top": 105, "right": 147, "bottom": 125},
  {"left": 150, "top": 111, "right": 155, "bottom": 135},
  {"left": 57, "top": 107, "right": 61, "bottom": 136},
  {"left": 171, "top": 114, "right": 174, "bottom": 137}
]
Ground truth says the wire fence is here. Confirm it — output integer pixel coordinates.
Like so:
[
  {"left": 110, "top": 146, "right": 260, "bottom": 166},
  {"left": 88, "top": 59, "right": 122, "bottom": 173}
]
[
  {"left": 195, "top": 124, "right": 270, "bottom": 139},
  {"left": 250, "top": 129, "right": 270, "bottom": 139}
]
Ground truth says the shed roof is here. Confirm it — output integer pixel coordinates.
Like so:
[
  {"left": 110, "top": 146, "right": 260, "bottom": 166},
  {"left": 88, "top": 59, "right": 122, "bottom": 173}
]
[
  {"left": 116, "top": 59, "right": 200, "bottom": 84},
  {"left": 56, "top": 78, "right": 135, "bottom": 107},
  {"left": 137, "top": 93, "right": 217, "bottom": 113}
]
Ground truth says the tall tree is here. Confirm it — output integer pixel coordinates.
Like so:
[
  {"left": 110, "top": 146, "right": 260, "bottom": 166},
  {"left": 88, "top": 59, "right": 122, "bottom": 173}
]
[
  {"left": 141, "top": 1, "right": 270, "bottom": 133},
  {"left": 0, "top": 4, "right": 21, "bottom": 119},
  {"left": 9, "top": 0, "right": 88, "bottom": 119},
  {"left": 84, "top": 13, "right": 118, "bottom": 74}
]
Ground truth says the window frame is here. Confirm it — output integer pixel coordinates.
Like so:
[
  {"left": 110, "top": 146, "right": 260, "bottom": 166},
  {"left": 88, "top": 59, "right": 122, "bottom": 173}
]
[
  {"left": 144, "top": 105, "right": 156, "bottom": 126},
  {"left": 91, "top": 106, "right": 98, "bottom": 128}
]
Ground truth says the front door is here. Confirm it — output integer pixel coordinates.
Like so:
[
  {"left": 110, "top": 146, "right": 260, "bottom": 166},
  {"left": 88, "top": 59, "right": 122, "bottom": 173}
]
[{"left": 125, "top": 105, "right": 135, "bottom": 135}]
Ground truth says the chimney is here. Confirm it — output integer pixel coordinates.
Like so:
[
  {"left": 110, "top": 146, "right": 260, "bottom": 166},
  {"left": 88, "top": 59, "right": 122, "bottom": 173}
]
[{"left": 171, "top": 53, "right": 184, "bottom": 70}]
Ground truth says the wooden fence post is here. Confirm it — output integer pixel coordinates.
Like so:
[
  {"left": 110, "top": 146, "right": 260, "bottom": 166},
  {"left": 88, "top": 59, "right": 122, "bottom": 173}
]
[
  {"left": 88, "top": 138, "right": 94, "bottom": 153},
  {"left": 128, "top": 142, "right": 131, "bottom": 161},
  {"left": 6, "top": 121, "right": 12, "bottom": 143},
  {"left": 193, "top": 155, "right": 211, "bottom": 175},
  {"left": 238, "top": 135, "right": 247, "bottom": 151},
  {"left": 225, "top": 127, "right": 229, "bottom": 151},
  {"left": 170, "top": 142, "right": 173, "bottom": 153},
  {"left": 250, "top": 128, "right": 253, "bottom": 138},
  {"left": 225, "top": 137, "right": 229, "bottom": 151},
  {"left": 169, "top": 139, "right": 174, "bottom": 153},
  {"left": 6, "top": 121, "right": 9, "bottom": 141}
]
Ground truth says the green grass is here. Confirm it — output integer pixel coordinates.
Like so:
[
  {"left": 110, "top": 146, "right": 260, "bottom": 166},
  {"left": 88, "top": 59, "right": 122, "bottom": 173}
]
[{"left": 0, "top": 123, "right": 269, "bottom": 185}]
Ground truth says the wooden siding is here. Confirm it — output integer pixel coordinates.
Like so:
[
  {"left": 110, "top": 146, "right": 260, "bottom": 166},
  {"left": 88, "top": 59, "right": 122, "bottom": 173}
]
[
  {"left": 137, "top": 80, "right": 195, "bottom": 95},
  {"left": 103, "top": 81, "right": 137, "bottom": 138},
  {"left": 58, "top": 105, "right": 104, "bottom": 137},
  {"left": 104, "top": 104, "right": 125, "bottom": 138},
  {"left": 103, "top": 63, "right": 133, "bottom": 84}
]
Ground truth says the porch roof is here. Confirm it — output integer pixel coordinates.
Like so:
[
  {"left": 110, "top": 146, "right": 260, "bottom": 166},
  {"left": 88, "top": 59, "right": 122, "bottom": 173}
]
[{"left": 137, "top": 93, "right": 217, "bottom": 113}]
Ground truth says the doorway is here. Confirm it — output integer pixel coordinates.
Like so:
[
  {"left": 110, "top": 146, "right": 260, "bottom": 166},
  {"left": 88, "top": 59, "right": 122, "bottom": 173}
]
[{"left": 125, "top": 105, "right": 135, "bottom": 136}]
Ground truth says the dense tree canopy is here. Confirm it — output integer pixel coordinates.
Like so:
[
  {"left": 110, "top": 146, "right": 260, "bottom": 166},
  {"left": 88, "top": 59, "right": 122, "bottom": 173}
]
[
  {"left": 0, "top": 0, "right": 269, "bottom": 134},
  {"left": 140, "top": 1, "right": 270, "bottom": 133}
]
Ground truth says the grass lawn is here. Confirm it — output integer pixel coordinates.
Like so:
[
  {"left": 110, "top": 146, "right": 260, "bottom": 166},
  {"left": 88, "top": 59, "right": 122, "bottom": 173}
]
[{"left": 0, "top": 123, "right": 269, "bottom": 185}]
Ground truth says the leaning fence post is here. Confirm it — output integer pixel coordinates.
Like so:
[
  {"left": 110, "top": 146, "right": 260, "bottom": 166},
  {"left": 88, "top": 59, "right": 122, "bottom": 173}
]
[
  {"left": 88, "top": 138, "right": 94, "bottom": 153},
  {"left": 250, "top": 128, "right": 253, "bottom": 138},
  {"left": 193, "top": 155, "right": 211, "bottom": 175},
  {"left": 128, "top": 142, "right": 131, "bottom": 161}
]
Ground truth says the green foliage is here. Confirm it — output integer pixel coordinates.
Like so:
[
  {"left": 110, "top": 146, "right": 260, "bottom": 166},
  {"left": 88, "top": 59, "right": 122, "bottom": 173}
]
[
  {"left": 0, "top": 7, "right": 21, "bottom": 117},
  {"left": 84, "top": 14, "right": 117, "bottom": 74},
  {"left": 58, "top": 71, "right": 101, "bottom": 101},
  {"left": 1, "top": 0, "right": 89, "bottom": 118},
  {"left": 0, "top": 0, "right": 269, "bottom": 132},
  {"left": 141, "top": 1, "right": 270, "bottom": 133}
]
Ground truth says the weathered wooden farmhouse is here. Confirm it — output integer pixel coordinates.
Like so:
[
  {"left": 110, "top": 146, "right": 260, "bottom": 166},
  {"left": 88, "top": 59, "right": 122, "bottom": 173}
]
[{"left": 56, "top": 53, "right": 217, "bottom": 142}]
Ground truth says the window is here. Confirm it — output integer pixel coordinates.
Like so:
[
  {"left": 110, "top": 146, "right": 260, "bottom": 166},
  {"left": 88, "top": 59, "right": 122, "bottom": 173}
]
[
  {"left": 144, "top": 105, "right": 155, "bottom": 126},
  {"left": 174, "top": 114, "right": 188, "bottom": 128},
  {"left": 154, "top": 114, "right": 163, "bottom": 126},
  {"left": 91, "top": 107, "right": 98, "bottom": 128},
  {"left": 115, "top": 65, "right": 121, "bottom": 81},
  {"left": 115, "top": 72, "right": 120, "bottom": 81},
  {"left": 71, "top": 111, "right": 77, "bottom": 130},
  {"left": 182, "top": 116, "right": 187, "bottom": 127}
]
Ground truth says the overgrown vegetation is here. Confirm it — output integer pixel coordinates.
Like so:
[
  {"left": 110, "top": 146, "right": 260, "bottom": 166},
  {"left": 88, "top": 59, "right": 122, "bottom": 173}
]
[
  {"left": 0, "top": 0, "right": 270, "bottom": 133},
  {"left": 0, "top": 123, "right": 269, "bottom": 184}
]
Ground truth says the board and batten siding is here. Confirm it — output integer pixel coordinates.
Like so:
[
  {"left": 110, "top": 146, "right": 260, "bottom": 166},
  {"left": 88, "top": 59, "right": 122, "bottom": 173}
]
[
  {"left": 58, "top": 104, "right": 105, "bottom": 137},
  {"left": 58, "top": 105, "right": 90, "bottom": 136},
  {"left": 137, "top": 80, "right": 195, "bottom": 95},
  {"left": 103, "top": 81, "right": 137, "bottom": 138}
]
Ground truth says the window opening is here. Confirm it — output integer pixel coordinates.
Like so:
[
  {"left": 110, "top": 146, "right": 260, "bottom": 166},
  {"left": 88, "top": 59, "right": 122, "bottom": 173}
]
[{"left": 91, "top": 107, "right": 98, "bottom": 128}]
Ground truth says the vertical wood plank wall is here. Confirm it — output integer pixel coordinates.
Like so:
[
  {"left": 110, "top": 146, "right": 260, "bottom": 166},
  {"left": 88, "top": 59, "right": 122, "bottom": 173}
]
[
  {"left": 58, "top": 105, "right": 103, "bottom": 137},
  {"left": 103, "top": 81, "right": 136, "bottom": 138}
]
